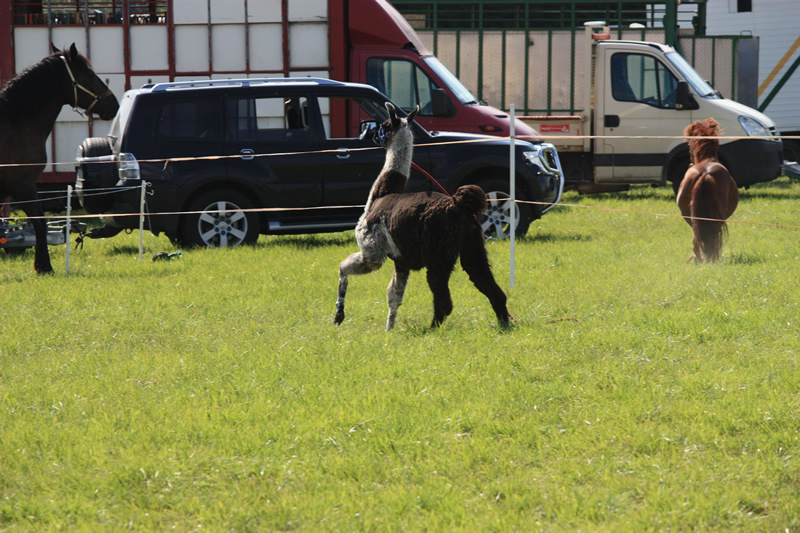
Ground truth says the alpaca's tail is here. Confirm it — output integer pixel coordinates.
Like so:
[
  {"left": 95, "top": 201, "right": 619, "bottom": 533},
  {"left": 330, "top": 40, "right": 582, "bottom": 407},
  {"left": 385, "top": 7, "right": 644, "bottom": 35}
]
[
  {"left": 691, "top": 172, "right": 727, "bottom": 262},
  {"left": 452, "top": 185, "right": 488, "bottom": 217}
]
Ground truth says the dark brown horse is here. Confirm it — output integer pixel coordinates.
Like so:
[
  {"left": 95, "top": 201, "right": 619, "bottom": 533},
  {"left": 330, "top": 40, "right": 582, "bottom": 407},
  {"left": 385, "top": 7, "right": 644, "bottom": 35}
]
[
  {"left": 0, "top": 44, "right": 118, "bottom": 273},
  {"left": 334, "top": 103, "right": 511, "bottom": 330},
  {"left": 676, "top": 118, "right": 739, "bottom": 263}
]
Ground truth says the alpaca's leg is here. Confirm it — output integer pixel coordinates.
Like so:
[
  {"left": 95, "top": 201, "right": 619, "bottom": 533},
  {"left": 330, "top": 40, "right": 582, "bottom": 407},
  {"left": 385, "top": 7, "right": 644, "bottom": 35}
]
[
  {"left": 334, "top": 251, "right": 385, "bottom": 325},
  {"left": 385, "top": 266, "right": 410, "bottom": 331},
  {"left": 426, "top": 268, "right": 454, "bottom": 328},
  {"left": 460, "top": 238, "right": 510, "bottom": 326}
]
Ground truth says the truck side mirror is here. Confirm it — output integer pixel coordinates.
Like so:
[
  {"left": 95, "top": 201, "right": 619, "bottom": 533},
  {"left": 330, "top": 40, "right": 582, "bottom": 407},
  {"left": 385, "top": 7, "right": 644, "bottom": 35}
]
[
  {"left": 675, "top": 81, "right": 697, "bottom": 110},
  {"left": 431, "top": 88, "right": 454, "bottom": 117}
]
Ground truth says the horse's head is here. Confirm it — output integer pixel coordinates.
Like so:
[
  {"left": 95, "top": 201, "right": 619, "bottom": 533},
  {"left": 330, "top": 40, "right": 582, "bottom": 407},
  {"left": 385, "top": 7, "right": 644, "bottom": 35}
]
[
  {"left": 52, "top": 43, "right": 119, "bottom": 121},
  {"left": 374, "top": 102, "right": 418, "bottom": 148}
]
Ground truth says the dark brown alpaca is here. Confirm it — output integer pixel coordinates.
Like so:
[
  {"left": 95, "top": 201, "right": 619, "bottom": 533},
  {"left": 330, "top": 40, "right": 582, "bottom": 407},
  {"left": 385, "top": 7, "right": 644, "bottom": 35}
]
[
  {"left": 333, "top": 103, "right": 511, "bottom": 330},
  {"left": 676, "top": 118, "right": 738, "bottom": 263}
]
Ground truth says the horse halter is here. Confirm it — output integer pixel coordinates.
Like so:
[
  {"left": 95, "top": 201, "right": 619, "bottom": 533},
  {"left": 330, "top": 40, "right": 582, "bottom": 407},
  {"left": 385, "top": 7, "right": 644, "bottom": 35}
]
[{"left": 59, "top": 55, "right": 113, "bottom": 117}]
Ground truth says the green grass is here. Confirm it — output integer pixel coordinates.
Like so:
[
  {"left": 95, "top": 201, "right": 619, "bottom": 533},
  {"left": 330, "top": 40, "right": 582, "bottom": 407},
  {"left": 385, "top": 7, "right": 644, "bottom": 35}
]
[{"left": 2, "top": 178, "right": 799, "bottom": 531}]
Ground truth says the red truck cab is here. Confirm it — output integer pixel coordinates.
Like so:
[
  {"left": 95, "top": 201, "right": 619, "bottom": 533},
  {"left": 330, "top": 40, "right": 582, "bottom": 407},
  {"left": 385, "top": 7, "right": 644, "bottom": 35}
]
[{"left": 330, "top": 0, "right": 539, "bottom": 139}]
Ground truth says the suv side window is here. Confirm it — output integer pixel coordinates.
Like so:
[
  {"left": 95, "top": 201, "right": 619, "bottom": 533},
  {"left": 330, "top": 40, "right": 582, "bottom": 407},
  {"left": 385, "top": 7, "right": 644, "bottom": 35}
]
[
  {"left": 610, "top": 53, "right": 679, "bottom": 109},
  {"left": 366, "top": 58, "right": 436, "bottom": 116},
  {"left": 318, "top": 95, "right": 389, "bottom": 139},
  {"left": 227, "top": 95, "right": 311, "bottom": 142},
  {"left": 156, "top": 96, "right": 222, "bottom": 141}
]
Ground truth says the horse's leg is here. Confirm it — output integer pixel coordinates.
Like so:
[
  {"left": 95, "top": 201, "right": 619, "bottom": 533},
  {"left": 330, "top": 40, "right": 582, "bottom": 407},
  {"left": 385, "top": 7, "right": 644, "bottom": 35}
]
[
  {"left": 459, "top": 234, "right": 510, "bottom": 326},
  {"left": 334, "top": 251, "right": 385, "bottom": 325},
  {"left": 385, "top": 264, "right": 410, "bottom": 331},
  {"left": 17, "top": 187, "right": 53, "bottom": 275}
]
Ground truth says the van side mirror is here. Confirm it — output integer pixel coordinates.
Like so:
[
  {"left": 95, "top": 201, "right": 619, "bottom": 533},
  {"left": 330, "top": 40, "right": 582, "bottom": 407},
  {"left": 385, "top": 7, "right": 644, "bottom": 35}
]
[
  {"left": 675, "top": 81, "right": 697, "bottom": 110},
  {"left": 431, "top": 88, "right": 454, "bottom": 117}
]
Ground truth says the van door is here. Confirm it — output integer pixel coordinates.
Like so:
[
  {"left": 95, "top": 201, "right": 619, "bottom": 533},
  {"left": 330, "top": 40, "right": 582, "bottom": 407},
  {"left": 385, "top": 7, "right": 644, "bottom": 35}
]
[{"left": 595, "top": 50, "right": 691, "bottom": 183}]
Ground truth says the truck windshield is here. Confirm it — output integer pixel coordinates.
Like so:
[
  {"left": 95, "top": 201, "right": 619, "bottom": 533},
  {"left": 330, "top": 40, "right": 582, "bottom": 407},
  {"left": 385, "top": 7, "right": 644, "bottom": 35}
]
[
  {"left": 665, "top": 52, "right": 717, "bottom": 98},
  {"left": 424, "top": 57, "right": 479, "bottom": 105}
]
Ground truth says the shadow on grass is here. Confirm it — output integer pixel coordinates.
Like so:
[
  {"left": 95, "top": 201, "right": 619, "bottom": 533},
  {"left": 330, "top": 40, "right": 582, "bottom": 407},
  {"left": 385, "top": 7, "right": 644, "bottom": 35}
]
[
  {"left": 520, "top": 232, "right": 593, "bottom": 244},
  {"left": 727, "top": 251, "right": 766, "bottom": 266},
  {"left": 257, "top": 233, "right": 354, "bottom": 250}
]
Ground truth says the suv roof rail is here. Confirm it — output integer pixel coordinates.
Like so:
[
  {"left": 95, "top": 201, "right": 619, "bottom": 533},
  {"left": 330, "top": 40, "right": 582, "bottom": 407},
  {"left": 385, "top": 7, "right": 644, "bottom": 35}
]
[{"left": 148, "top": 77, "right": 345, "bottom": 92}]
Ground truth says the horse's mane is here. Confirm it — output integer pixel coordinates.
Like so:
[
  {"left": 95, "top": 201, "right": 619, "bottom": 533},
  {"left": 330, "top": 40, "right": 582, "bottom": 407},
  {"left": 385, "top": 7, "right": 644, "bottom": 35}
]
[
  {"left": 0, "top": 49, "right": 89, "bottom": 115},
  {"left": 684, "top": 117, "right": 721, "bottom": 164}
]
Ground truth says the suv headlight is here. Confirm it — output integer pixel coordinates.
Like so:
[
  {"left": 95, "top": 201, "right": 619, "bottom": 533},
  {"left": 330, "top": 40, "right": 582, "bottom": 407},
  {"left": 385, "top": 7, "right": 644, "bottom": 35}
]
[
  {"left": 118, "top": 152, "right": 140, "bottom": 181},
  {"left": 739, "top": 116, "right": 769, "bottom": 137}
]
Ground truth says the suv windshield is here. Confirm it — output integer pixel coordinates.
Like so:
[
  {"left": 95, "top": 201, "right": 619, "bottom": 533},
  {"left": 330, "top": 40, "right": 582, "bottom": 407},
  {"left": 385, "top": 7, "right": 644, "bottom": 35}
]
[
  {"left": 423, "top": 57, "right": 478, "bottom": 105},
  {"left": 665, "top": 51, "right": 717, "bottom": 98}
]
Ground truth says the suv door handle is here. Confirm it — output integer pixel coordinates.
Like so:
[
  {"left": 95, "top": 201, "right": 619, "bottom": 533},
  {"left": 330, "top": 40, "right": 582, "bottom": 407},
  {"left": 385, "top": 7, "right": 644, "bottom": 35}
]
[
  {"left": 240, "top": 148, "right": 255, "bottom": 161},
  {"left": 336, "top": 148, "right": 351, "bottom": 159},
  {"left": 604, "top": 115, "right": 620, "bottom": 128}
]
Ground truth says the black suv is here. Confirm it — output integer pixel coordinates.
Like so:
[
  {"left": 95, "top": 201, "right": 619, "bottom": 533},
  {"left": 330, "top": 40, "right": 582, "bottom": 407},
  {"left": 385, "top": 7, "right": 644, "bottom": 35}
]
[{"left": 76, "top": 78, "right": 563, "bottom": 246}]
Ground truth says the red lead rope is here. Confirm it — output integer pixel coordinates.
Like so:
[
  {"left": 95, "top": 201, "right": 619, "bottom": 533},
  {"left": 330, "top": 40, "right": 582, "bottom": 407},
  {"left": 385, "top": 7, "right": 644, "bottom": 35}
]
[{"left": 411, "top": 161, "right": 451, "bottom": 197}]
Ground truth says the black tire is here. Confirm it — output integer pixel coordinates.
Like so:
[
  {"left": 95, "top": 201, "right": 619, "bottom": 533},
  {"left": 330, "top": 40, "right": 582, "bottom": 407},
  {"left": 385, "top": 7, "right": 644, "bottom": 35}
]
[
  {"left": 476, "top": 178, "right": 534, "bottom": 240},
  {"left": 668, "top": 151, "right": 690, "bottom": 195},
  {"left": 180, "top": 190, "right": 260, "bottom": 248},
  {"left": 783, "top": 139, "right": 800, "bottom": 164},
  {"left": 77, "top": 137, "right": 115, "bottom": 213}
]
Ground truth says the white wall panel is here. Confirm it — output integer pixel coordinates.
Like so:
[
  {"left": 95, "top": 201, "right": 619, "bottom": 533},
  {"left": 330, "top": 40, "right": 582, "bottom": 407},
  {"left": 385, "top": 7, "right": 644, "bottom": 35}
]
[
  {"left": 212, "top": 25, "right": 247, "bottom": 71},
  {"left": 248, "top": 0, "right": 282, "bottom": 23},
  {"left": 130, "top": 75, "right": 170, "bottom": 89},
  {"left": 14, "top": 28, "right": 51, "bottom": 71},
  {"left": 288, "top": 23, "right": 328, "bottom": 68},
  {"left": 173, "top": 0, "right": 209, "bottom": 24},
  {"left": 210, "top": 0, "right": 246, "bottom": 23},
  {"left": 288, "top": 0, "right": 327, "bottom": 22},
  {"left": 175, "top": 25, "right": 210, "bottom": 72},
  {"left": 130, "top": 26, "right": 169, "bottom": 71},
  {"left": 51, "top": 27, "right": 87, "bottom": 55},
  {"left": 54, "top": 122, "right": 89, "bottom": 170},
  {"left": 249, "top": 24, "right": 284, "bottom": 71},
  {"left": 87, "top": 27, "right": 124, "bottom": 74}
]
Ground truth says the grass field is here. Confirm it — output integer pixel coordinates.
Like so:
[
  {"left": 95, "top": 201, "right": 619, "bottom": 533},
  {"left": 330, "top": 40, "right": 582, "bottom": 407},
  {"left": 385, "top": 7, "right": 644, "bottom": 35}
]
[{"left": 2, "top": 178, "right": 799, "bottom": 530}]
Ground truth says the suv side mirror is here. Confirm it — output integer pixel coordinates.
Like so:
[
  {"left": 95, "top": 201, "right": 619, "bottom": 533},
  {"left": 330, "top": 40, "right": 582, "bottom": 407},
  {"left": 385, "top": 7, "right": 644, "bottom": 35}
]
[
  {"left": 359, "top": 120, "right": 378, "bottom": 140},
  {"left": 676, "top": 81, "right": 698, "bottom": 110},
  {"left": 431, "top": 88, "right": 454, "bottom": 117}
]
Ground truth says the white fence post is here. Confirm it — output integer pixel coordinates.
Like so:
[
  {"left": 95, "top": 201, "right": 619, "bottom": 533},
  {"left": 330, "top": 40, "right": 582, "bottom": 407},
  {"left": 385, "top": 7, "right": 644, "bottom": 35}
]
[
  {"left": 509, "top": 104, "right": 516, "bottom": 289},
  {"left": 139, "top": 181, "right": 147, "bottom": 262},
  {"left": 65, "top": 185, "right": 72, "bottom": 275}
]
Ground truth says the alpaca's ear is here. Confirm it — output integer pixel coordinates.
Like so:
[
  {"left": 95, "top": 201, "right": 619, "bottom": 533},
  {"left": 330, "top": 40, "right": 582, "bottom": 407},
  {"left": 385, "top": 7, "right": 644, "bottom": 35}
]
[
  {"left": 406, "top": 105, "right": 419, "bottom": 123},
  {"left": 385, "top": 102, "right": 397, "bottom": 120}
]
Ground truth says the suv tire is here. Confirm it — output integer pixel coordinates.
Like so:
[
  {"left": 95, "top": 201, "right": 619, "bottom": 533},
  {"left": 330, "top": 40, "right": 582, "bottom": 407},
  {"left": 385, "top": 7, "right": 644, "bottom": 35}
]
[
  {"left": 477, "top": 179, "right": 534, "bottom": 239},
  {"left": 76, "top": 137, "right": 115, "bottom": 213},
  {"left": 181, "top": 190, "right": 260, "bottom": 248}
]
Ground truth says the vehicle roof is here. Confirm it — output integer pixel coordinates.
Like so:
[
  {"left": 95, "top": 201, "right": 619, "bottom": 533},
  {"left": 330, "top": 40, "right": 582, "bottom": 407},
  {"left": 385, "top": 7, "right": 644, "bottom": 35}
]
[{"left": 130, "top": 77, "right": 379, "bottom": 95}]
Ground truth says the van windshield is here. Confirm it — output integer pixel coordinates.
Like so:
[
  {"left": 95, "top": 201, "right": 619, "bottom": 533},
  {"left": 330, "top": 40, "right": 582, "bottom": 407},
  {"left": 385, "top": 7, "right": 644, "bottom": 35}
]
[
  {"left": 665, "top": 51, "right": 717, "bottom": 98},
  {"left": 424, "top": 57, "right": 479, "bottom": 105}
]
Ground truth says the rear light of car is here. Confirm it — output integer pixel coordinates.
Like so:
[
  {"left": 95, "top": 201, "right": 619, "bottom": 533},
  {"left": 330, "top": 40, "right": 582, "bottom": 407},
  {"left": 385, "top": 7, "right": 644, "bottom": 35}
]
[{"left": 118, "top": 152, "right": 140, "bottom": 182}]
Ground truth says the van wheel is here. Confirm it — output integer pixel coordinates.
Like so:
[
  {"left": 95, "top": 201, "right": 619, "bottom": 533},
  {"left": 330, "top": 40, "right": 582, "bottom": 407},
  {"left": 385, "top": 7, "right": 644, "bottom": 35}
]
[
  {"left": 477, "top": 179, "right": 533, "bottom": 240},
  {"left": 181, "top": 190, "right": 260, "bottom": 248}
]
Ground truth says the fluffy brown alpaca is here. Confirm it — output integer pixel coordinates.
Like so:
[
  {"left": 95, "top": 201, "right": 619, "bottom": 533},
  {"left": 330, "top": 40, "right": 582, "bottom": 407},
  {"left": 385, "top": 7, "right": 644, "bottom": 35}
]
[
  {"left": 676, "top": 118, "right": 738, "bottom": 263},
  {"left": 333, "top": 102, "right": 511, "bottom": 330}
]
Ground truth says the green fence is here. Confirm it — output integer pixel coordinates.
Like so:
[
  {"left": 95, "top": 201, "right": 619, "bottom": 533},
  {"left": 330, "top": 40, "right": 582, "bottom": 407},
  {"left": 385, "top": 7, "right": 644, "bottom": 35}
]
[{"left": 390, "top": 1, "right": 753, "bottom": 116}]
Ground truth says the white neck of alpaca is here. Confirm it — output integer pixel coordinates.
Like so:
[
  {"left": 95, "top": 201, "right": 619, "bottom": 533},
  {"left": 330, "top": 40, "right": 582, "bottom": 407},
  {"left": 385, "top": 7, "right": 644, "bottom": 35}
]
[{"left": 383, "top": 126, "right": 413, "bottom": 176}]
